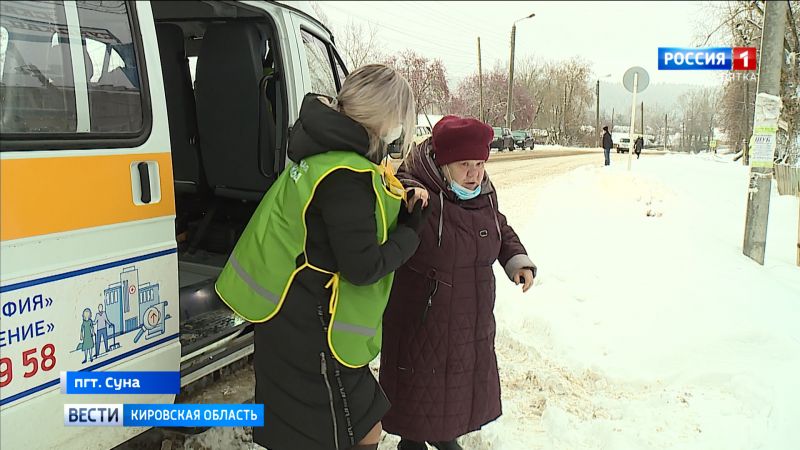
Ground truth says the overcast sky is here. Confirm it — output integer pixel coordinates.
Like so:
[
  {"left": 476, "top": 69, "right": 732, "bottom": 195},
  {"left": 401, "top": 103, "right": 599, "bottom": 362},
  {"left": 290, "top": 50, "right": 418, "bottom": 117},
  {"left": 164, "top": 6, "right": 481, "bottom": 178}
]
[{"left": 316, "top": 1, "right": 726, "bottom": 88}]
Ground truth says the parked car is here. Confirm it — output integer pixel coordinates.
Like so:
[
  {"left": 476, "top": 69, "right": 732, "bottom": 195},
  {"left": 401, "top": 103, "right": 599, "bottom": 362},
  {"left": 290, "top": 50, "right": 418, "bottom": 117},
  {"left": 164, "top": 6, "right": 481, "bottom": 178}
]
[
  {"left": 491, "top": 126, "right": 514, "bottom": 151},
  {"left": 389, "top": 124, "right": 432, "bottom": 159},
  {"left": 414, "top": 125, "right": 432, "bottom": 145},
  {"left": 512, "top": 130, "right": 534, "bottom": 149},
  {"left": 617, "top": 136, "right": 631, "bottom": 153},
  {"left": 529, "top": 128, "right": 549, "bottom": 145}
]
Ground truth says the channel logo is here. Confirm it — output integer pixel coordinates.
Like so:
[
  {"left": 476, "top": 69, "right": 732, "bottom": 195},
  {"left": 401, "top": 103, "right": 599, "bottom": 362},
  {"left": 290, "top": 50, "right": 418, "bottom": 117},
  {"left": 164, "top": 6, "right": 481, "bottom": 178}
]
[
  {"left": 658, "top": 47, "right": 757, "bottom": 71},
  {"left": 64, "top": 404, "right": 123, "bottom": 427},
  {"left": 63, "top": 404, "right": 264, "bottom": 427}
]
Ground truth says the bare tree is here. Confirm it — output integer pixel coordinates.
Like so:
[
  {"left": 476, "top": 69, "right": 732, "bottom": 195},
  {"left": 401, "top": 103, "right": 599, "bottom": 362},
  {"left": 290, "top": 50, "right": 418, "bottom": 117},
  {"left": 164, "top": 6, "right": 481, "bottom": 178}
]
[
  {"left": 555, "top": 57, "right": 594, "bottom": 143},
  {"left": 384, "top": 50, "right": 450, "bottom": 115},
  {"left": 677, "top": 87, "right": 722, "bottom": 152},
  {"left": 310, "top": 2, "right": 384, "bottom": 70},
  {"left": 519, "top": 58, "right": 593, "bottom": 144},
  {"left": 449, "top": 65, "right": 535, "bottom": 128},
  {"left": 703, "top": 1, "right": 800, "bottom": 159},
  {"left": 339, "top": 21, "right": 383, "bottom": 69},
  {"left": 310, "top": 1, "right": 334, "bottom": 31},
  {"left": 449, "top": 56, "right": 594, "bottom": 146},
  {"left": 515, "top": 56, "right": 549, "bottom": 126}
]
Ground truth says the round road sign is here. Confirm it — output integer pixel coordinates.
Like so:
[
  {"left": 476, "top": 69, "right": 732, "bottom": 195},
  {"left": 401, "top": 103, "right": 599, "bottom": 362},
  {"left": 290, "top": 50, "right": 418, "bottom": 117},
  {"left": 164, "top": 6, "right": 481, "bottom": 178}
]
[{"left": 623, "top": 66, "right": 650, "bottom": 93}]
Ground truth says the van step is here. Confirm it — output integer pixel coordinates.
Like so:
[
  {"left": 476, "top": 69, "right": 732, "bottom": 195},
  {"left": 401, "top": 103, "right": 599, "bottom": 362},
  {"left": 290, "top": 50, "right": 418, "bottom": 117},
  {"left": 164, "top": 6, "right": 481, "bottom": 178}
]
[{"left": 180, "top": 308, "right": 247, "bottom": 356}]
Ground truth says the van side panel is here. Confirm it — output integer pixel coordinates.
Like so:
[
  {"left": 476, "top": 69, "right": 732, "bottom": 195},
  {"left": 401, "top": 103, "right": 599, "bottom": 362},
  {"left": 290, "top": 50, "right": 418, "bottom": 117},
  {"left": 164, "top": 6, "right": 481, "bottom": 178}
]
[
  {"left": 0, "top": 2, "right": 180, "bottom": 450},
  {"left": 0, "top": 152, "right": 175, "bottom": 241}
]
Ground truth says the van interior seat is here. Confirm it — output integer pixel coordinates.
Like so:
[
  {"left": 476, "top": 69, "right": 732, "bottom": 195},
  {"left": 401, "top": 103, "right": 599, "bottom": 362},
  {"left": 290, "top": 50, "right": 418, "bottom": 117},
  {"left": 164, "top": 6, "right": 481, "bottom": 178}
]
[
  {"left": 195, "top": 22, "right": 277, "bottom": 201},
  {"left": 155, "top": 23, "right": 203, "bottom": 194}
]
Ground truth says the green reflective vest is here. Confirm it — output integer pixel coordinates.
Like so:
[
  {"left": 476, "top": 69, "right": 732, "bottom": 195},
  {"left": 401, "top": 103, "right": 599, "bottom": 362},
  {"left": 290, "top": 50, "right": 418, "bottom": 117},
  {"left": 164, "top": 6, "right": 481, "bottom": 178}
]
[{"left": 215, "top": 151, "right": 404, "bottom": 368}]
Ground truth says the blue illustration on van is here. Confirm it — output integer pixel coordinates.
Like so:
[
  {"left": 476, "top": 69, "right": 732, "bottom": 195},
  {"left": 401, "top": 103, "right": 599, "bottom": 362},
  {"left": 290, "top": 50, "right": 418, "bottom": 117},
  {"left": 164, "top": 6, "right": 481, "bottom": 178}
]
[{"left": 74, "top": 266, "right": 171, "bottom": 364}]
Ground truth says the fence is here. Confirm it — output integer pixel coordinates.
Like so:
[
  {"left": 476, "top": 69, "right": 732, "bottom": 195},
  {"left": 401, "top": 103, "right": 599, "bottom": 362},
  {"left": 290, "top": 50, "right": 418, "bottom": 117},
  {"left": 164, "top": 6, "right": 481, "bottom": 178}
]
[{"left": 775, "top": 163, "right": 800, "bottom": 196}]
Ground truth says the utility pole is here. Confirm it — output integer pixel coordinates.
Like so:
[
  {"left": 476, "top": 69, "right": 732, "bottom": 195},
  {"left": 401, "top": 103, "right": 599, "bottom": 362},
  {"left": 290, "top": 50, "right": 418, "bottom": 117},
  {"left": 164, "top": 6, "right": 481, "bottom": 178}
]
[
  {"left": 506, "top": 13, "right": 534, "bottom": 129},
  {"left": 680, "top": 120, "right": 684, "bottom": 150},
  {"left": 664, "top": 113, "right": 668, "bottom": 151},
  {"left": 596, "top": 80, "right": 600, "bottom": 147},
  {"left": 478, "top": 37, "right": 484, "bottom": 123},
  {"left": 562, "top": 84, "right": 567, "bottom": 144},
  {"left": 743, "top": 82, "right": 751, "bottom": 165},
  {"left": 594, "top": 74, "right": 611, "bottom": 147},
  {"left": 743, "top": 0, "right": 787, "bottom": 265},
  {"left": 640, "top": 102, "right": 644, "bottom": 136},
  {"left": 709, "top": 115, "right": 715, "bottom": 152},
  {"left": 506, "top": 25, "right": 516, "bottom": 129},
  {"left": 611, "top": 107, "right": 615, "bottom": 131},
  {"left": 744, "top": 0, "right": 753, "bottom": 166}
]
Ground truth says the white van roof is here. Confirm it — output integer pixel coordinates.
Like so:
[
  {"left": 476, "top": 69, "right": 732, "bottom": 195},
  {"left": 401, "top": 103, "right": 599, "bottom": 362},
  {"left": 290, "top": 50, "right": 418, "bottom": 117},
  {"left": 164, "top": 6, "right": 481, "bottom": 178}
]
[
  {"left": 273, "top": 1, "right": 329, "bottom": 33},
  {"left": 274, "top": 1, "right": 317, "bottom": 18}
]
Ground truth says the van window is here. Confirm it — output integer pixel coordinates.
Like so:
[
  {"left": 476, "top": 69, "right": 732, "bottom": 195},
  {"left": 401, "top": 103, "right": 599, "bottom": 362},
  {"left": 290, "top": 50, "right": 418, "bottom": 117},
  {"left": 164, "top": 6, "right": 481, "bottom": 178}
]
[
  {"left": 77, "top": 1, "right": 143, "bottom": 133},
  {"left": 0, "top": 26, "right": 8, "bottom": 80},
  {"left": 84, "top": 37, "right": 126, "bottom": 83},
  {"left": 0, "top": 1, "right": 77, "bottom": 133},
  {"left": 300, "top": 29, "right": 336, "bottom": 97},
  {"left": 0, "top": 0, "right": 146, "bottom": 139},
  {"left": 188, "top": 55, "right": 197, "bottom": 83}
]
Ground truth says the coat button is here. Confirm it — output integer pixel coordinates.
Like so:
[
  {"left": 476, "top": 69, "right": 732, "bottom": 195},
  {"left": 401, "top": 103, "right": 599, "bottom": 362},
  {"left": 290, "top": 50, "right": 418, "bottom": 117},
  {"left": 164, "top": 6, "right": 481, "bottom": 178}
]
[
  {"left": 479, "top": 230, "right": 489, "bottom": 237},
  {"left": 427, "top": 269, "right": 437, "bottom": 278}
]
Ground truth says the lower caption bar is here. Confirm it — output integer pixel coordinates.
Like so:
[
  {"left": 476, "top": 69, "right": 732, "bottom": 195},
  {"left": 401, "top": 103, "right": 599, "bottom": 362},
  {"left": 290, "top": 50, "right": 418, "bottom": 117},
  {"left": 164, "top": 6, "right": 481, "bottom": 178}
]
[
  {"left": 64, "top": 404, "right": 264, "bottom": 427},
  {"left": 61, "top": 371, "right": 181, "bottom": 395}
]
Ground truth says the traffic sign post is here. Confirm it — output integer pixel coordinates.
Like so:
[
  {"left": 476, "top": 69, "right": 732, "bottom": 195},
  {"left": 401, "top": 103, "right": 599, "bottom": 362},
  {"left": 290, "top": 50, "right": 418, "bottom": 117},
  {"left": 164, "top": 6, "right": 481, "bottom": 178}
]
[{"left": 623, "top": 67, "right": 649, "bottom": 170}]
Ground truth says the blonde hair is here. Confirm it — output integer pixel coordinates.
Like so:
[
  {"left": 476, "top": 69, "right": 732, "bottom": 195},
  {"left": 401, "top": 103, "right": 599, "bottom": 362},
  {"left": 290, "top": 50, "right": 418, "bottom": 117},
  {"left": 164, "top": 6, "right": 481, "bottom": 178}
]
[{"left": 335, "top": 64, "right": 416, "bottom": 161}]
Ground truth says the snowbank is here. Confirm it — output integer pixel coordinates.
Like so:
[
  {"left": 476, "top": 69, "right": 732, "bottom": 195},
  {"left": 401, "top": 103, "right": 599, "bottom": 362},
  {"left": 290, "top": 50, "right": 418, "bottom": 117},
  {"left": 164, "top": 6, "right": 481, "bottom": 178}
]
[{"left": 480, "top": 154, "right": 800, "bottom": 449}]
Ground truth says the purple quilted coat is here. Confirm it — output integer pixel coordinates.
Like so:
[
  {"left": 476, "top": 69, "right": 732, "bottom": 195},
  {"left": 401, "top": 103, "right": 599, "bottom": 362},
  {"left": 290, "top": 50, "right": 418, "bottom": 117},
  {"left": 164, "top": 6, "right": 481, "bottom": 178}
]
[{"left": 379, "top": 139, "right": 535, "bottom": 442}]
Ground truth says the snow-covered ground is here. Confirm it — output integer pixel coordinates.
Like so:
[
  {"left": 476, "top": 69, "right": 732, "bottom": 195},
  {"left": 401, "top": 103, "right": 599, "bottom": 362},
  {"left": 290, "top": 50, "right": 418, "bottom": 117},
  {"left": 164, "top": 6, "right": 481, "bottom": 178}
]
[
  {"left": 165, "top": 153, "right": 798, "bottom": 450},
  {"left": 453, "top": 153, "right": 800, "bottom": 450}
]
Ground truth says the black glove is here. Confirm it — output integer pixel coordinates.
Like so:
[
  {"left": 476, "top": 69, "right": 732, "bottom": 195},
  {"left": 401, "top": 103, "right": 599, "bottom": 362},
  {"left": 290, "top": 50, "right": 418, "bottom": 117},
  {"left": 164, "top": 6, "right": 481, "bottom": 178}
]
[{"left": 398, "top": 198, "right": 431, "bottom": 233}]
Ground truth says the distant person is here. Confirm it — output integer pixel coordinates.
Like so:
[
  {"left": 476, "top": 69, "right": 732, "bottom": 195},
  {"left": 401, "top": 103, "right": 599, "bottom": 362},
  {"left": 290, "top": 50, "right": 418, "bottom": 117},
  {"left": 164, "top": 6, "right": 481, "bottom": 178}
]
[
  {"left": 602, "top": 126, "right": 613, "bottom": 166},
  {"left": 634, "top": 136, "right": 643, "bottom": 159}
]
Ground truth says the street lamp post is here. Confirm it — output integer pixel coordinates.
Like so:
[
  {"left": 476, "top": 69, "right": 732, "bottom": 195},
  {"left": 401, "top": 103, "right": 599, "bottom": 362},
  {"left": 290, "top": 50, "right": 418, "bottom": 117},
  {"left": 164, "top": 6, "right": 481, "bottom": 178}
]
[
  {"left": 596, "top": 80, "right": 600, "bottom": 147},
  {"left": 478, "top": 37, "right": 484, "bottom": 123},
  {"left": 505, "top": 13, "right": 535, "bottom": 130}
]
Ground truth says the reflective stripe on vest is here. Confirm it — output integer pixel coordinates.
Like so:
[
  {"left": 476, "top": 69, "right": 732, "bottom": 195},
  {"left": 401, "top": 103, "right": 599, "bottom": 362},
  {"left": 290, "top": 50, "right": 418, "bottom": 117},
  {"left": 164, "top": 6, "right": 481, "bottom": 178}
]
[
  {"left": 229, "top": 254, "right": 279, "bottom": 304},
  {"left": 332, "top": 321, "right": 376, "bottom": 337},
  {"left": 215, "top": 151, "right": 403, "bottom": 368}
]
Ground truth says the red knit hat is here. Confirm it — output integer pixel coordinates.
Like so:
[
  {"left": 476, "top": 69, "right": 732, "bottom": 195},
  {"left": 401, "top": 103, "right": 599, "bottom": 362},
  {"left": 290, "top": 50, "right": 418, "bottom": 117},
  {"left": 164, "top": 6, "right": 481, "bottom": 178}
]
[{"left": 431, "top": 115, "right": 493, "bottom": 166}]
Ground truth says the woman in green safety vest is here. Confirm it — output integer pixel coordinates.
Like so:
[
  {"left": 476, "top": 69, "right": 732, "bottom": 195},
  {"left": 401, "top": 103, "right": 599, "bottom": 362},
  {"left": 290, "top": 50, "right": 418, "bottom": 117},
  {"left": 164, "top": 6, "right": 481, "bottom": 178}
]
[{"left": 216, "top": 64, "right": 431, "bottom": 450}]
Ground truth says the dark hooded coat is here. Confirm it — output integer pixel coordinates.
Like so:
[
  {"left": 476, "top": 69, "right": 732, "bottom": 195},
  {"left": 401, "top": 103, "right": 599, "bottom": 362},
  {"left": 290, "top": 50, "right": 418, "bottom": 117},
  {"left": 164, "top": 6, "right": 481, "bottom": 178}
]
[
  {"left": 379, "top": 139, "right": 535, "bottom": 442},
  {"left": 252, "top": 94, "right": 420, "bottom": 450}
]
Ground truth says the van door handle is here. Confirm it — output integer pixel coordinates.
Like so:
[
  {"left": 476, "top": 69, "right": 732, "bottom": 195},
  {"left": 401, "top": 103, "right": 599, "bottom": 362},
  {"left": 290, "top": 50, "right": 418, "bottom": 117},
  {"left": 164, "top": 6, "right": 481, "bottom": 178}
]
[{"left": 137, "top": 162, "right": 151, "bottom": 204}]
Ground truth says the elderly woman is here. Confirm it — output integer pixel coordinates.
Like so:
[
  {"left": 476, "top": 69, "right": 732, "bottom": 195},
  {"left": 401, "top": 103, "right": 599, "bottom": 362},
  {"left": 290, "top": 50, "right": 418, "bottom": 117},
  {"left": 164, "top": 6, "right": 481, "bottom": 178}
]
[
  {"left": 379, "top": 116, "right": 537, "bottom": 450},
  {"left": 216, "top": 64, "right": 429, "bottom": 450}
]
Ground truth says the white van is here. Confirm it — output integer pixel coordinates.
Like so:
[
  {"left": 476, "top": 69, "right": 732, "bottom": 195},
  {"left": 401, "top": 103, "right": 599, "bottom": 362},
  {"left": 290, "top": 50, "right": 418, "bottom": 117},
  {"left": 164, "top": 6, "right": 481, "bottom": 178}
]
[{"left": 0, "top": 2, "right": 346, "bottom": 449}]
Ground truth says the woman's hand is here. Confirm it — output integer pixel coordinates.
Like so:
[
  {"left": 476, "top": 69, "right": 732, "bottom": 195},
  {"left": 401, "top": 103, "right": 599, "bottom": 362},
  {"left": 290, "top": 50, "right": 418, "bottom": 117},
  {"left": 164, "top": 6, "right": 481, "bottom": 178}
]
[
  {"left": 405, "top": 187, "right": 429, "bottom": 212},
  {"left": 513, "top": 268, "right": 535, "bottom": 293}
]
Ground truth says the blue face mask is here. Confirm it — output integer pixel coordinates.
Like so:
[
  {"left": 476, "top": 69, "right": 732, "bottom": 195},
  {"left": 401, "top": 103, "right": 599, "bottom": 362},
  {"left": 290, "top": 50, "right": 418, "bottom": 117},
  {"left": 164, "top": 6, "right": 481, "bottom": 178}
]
[{"left": 450, "top": 180, "right": 481, "bottom": 200}]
